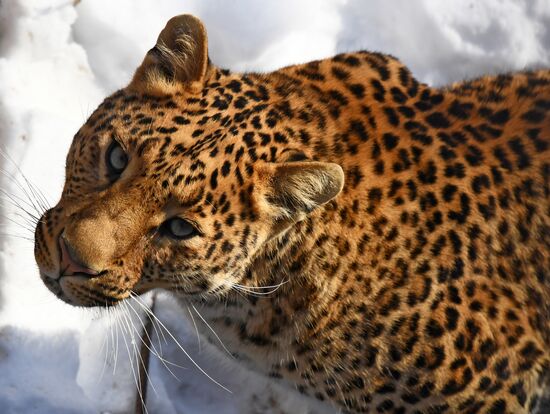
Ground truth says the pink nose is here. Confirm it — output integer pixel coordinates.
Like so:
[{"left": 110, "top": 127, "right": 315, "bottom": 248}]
[{"left": 59, "top": 235, "right": 100, "bottom": 277}]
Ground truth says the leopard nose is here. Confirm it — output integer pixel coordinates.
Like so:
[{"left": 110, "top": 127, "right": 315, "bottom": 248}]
[{"left": 59, "top": 234, "right": 101, "bottom": 277}]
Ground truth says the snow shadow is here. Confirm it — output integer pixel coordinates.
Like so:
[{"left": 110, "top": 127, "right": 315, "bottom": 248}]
[{"left": 0, "top": 324, "right": 134, "bottom": 414}]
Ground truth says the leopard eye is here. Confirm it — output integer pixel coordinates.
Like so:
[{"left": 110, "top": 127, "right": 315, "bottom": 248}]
[
  {"left": 161, "top": 218, "right": 198, "bottom": 240},
  {"left": 106, "top": 141, "right": 128, "bottom": 176}
]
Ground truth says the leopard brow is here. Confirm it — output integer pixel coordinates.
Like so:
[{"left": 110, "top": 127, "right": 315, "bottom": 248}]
[{"left": 177, "top": 187, "right": 205, "bottom": 208}]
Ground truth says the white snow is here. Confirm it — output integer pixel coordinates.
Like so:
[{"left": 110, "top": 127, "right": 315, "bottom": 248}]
[{"left": 0, "top": 0, "right": 548, "bottom": 413}]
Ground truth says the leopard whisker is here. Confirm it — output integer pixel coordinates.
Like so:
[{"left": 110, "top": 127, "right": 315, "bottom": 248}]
[
  {"left": 229, "top": 285, "right": 255, "bottom": 303},
  {"left": 0, "top": 148, "right": 51, "bottom": 212},
  {"left": 233, "top": 279, "right": 289, "bottom": 290},
  {"left": 120, "top": 303, "right": 157, "bottom": 413},
  {"left": 230, "top": 285, "right": 267, "bottom": 298},
  {"left": 117, "top": 306, "right": 149, "bottom": 414},
  {"left": 0, "top": 168, "right": 43, "bottom": 214},
  {"left": 192, "top": 304, "right": 234, "bottom": 358},
  {"left": 232, "top": 278, "right": 289, "bottom": 297},
  {"left": 105, "top": 307, "right": 117, "bottom": 376},
  {"left": 202, "top": 196, "right": 218, "bottom": 214},
  {"left": 97, "top": 306, "right": 111, "bottom": 384},
  {"left": 141, "top": 299, "right": 168, "bottom": 352},
  {"left": 0, "top": 232, "right": 34, "bottom": 242},
  {"left": 125, "top": 297, "right": 184, "bottom": 379},
  {"left": 112, "top": 304, "right": 123, "bottom": 375},
  {"left": 12, "top": 210, "right": 40, "bottom": 228},
  {"left": 120, "top": 301, "right": 160, "bottom": 399},
  {"left": 129, "top": 292, "right": 231, "bottom": 393},
  {"left": 1, "top": 210, "right": 39, "bottom": 232},
  {"left": 129, "top": 294, "right": 192, "bottom": 372},
  {"left": 0, "top": 215, "right": 36, "bottom": 234},
  {"left": 231, "top": 283, "right": 285, "bottom": 297},
  {"left": 186, "top": 305, "right": 202, "bottom": 353},
  {"left": 0, "top": 164, "right": 49, "bottom": 216},
  {"left": 0, "top": 189, "right": 42, "bottom": 221},
  {"left": 104, "top": 305, "right": 125, "bottom": 377}
]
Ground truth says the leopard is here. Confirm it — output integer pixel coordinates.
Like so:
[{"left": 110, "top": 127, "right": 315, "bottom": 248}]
[{"left": 33, "top": 14, "right": 550, "bottom": 414}]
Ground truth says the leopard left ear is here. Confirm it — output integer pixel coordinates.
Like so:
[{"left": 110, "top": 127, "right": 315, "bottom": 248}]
[
  {"left": 129, "top": 14, "right": 209, "bottom": 93},
  {"left": 261, "top": 161, "right": 345, "bottom": 221}
]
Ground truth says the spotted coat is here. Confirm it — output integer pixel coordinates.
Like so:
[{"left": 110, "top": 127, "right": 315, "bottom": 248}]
[{"left": 34, "top": 15, "right": 550, "bottom": 414}]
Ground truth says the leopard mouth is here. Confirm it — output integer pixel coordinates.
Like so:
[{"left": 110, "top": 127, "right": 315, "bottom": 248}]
[
  {"left": 40, "top": 271, "right": 128, "bottom": 307},
  {"left": 131, "top": 277, "right": 206, "bottom": 297}
]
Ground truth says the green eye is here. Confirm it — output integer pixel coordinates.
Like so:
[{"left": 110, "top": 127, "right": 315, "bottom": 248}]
[
  {"left": 106, "top": 141, "right": 128, "bottom": 176},
  {"left": 161, "top": 218, "right": 198, "bottom": 240}
]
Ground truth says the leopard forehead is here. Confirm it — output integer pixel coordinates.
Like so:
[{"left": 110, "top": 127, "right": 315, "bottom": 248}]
[{"left": 67, "top": 73, "right": 299, "bottom": 197}]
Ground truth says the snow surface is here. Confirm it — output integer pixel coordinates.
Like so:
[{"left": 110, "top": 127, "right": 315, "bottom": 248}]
[{"left": 0, "top": 0, "right": 549, "bottom": 413}]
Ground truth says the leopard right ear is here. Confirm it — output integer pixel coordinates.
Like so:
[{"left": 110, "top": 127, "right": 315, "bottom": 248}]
[
  {"left": 260, "top": 161, "right": 345, "bottom": 223},
  {"left": 129, "top": 14, "right": 210, "bottom": 94}
]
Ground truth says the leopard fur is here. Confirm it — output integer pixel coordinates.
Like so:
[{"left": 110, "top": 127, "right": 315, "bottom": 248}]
[{"left": 34, "top": 15, "right": 550, "bottom": 414}]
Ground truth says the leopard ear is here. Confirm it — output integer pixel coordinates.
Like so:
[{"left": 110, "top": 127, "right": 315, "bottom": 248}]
[
  {"left": 129, "top": 14, "right": 209, "bottom": 93},
  {"left": 262, "top": 162, "right": 344, "bottom": 221}
]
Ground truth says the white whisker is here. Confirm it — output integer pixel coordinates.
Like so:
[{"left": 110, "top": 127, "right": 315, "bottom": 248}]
[
  {"left": 187, "top": 305, "right": 202, "bottom": 353},
  {"left": 129, "top": 292, "right": 231, "bottom": 393},
  {"left": 125, "top": 298, "right": 184, "bottom": 380},
  {"left": 118, "top": 303, "right": 150, "bottom": 414},
  {"left": 192, "top": 304, "right": 233, "bottom": 358},
  {"left": 120, "top": 302, "right": 159, "bottom": 399},
  {"left": 234, "top": 279, "right": 289, "bottom": 290},
  {"left": 230, "top": 277, "right": 289, "bottom": 298},
  {"left": 97, "top": 307, "right": 111, "bottom": 384}
]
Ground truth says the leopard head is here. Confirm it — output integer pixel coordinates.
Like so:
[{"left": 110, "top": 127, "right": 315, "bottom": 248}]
[{"left": 34, "top": 15, "right": 344, "bottom": 307}]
